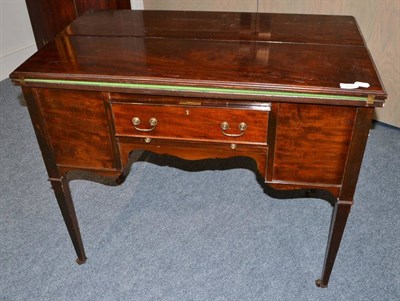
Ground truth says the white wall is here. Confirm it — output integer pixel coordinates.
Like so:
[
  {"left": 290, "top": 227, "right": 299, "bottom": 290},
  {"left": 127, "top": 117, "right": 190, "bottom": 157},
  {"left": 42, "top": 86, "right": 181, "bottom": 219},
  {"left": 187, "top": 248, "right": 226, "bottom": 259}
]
[
  {"left": 131, "top": 0, "right": 144, "bottom": 10},
  {"left": 0, "top": 0, "right": 37, "bottom": 81}
]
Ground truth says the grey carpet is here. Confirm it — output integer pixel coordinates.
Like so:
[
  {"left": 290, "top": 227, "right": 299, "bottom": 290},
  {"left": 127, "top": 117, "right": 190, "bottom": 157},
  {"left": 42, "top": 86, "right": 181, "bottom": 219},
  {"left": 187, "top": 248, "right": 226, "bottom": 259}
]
[{"left": 1, "top": 78, "right": 399, "bottom": 301}]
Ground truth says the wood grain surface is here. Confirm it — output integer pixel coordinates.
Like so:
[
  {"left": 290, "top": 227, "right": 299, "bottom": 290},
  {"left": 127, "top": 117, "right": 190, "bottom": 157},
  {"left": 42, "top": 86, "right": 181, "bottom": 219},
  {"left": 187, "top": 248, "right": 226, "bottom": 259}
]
[
  {"left": 65, "top": 10, "right": 364, "bottom": 46},
  {"left": 140, "top": 0, "right": 398, "bottom": 127},
  {"left": 11, "top": 9, "right": 381, "bottom": 285},
  {"left": 272, "top": 103, "right": 356, "bottom": 185},
  {"left": 257, "top": 0, "right": 398, "bottom": 127},
  {"left": 11, "top": 10, "right": 386, "bottom": 101},
  {"left": 112, "top": 103, "right": 269, "bottom": 144},
  {"left": 36, "top": 88, "right": 115, "bottom": 169}
]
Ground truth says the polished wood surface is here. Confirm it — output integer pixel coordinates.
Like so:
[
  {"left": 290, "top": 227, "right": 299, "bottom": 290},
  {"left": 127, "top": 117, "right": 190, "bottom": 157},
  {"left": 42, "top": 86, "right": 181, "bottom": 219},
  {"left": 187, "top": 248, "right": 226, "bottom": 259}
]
[
  {"left": 273, "top": 103, "right": 355, "bottom": 185},
  {"left": 118, "top": 139, "right": 268, "bottom": 179},
  {"left": 112, "top": 103, "right": 269, "bottom": 144},
  {"left": 25, "top": 0, "right": 131, "bottom": 49},
  {"left": 66, "top": 10, "right": 364, "bottom": 46},
  {"left": 10, "top": 10, "right": 386, "bottom": 288},
  {"left": 13, "top": 36, "right": 385, "bottom": 99},
  {"left": 25, "top": 0, "right": 76, "bottom": 48},
  {"left": 257, "top": 0, "right": 400, "bottom": 128},
  {"left": 36, "top": 88, "right": 115, "bottom": 169},
  {"left": 14, "top": 10, "right": 385, "bottom": 99}
]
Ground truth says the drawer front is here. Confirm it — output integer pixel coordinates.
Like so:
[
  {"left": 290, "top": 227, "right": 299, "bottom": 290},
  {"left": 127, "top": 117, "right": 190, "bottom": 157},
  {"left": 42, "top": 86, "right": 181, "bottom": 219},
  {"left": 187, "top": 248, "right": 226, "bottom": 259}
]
[{"left": 112, "top": 104, "right": 269, "bottom": 145}]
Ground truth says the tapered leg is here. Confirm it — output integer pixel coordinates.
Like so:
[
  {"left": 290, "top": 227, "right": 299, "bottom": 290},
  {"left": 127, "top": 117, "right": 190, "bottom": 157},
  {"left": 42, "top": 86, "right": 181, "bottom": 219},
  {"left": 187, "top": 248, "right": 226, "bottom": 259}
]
[
  {"left": 50, "top": 177, "right": 87, "bottom": 264},
  {"left": 315, "top": 200, "right": 352, "bottom": 288}
]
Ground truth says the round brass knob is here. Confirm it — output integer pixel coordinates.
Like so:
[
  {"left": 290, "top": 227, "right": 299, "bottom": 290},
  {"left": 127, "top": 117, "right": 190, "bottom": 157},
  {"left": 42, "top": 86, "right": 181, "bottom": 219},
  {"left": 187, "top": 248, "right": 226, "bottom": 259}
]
[
  {"left": 132, "top": 117, "right": 158, "bottom": 132},
  {"left": 132, "top": 117, "right": 140, "bottom": 126},
  {"left": 220, "top": 121, "right": 247, "bottom": 137},
  {"left": 238, "top": 122, "right": 247, "bottom": 132},
  {"left": 221, "top": 121, "right": 229, "bottom": 131}
]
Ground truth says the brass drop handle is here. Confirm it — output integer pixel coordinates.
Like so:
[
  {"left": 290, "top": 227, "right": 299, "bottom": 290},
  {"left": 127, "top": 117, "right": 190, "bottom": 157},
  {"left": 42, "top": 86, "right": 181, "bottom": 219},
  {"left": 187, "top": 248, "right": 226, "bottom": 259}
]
[
  {"left": 220, "top": 121, "right": 247, "bottom": 137},
  {"left": 132, "top": 117, "right": 158, "bottom": 132}
]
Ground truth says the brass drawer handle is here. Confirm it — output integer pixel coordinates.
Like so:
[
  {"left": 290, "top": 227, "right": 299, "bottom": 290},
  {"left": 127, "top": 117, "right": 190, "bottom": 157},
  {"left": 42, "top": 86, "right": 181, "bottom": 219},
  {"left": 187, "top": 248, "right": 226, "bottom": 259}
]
[
  {"left": 220, "top": 121, "right": 247, "bottom": 137},
  {"left": 132, "top": 117, "right": 158, "bottom": 132}
]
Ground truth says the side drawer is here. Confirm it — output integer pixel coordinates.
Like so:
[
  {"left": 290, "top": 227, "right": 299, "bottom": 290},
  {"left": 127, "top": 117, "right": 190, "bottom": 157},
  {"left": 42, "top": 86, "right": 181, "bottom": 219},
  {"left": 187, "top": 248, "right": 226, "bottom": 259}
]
[{"left": 111, "top": 103, "right": 269, "bottom": 145}]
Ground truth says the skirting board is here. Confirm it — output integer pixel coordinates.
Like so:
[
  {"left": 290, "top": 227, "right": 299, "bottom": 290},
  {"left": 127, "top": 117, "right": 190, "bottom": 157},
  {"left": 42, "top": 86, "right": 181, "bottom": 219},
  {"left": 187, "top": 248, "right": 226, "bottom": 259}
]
[{"left": 0, "top": 42, "right": 37, "bottom": 81}]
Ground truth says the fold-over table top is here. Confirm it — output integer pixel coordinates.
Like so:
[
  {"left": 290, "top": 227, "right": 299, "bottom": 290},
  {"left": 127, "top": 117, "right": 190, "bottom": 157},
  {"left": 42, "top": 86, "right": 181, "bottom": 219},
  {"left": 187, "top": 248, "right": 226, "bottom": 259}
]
[{"left": 11, "top": 10, "right": 386, "bottom": 103}]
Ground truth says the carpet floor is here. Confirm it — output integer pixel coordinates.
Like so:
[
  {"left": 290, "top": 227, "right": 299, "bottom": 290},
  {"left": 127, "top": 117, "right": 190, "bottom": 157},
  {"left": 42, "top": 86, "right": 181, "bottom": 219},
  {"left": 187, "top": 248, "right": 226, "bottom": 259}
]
[{"left": 1, "top": 78, "right": 399, "bottom": 300}]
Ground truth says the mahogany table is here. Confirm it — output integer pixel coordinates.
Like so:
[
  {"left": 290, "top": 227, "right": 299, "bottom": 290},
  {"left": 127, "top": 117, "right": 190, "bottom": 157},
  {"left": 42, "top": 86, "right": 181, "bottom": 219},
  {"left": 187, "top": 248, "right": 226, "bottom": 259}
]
[{"left": 10, "top": 10, "right": 386, "bottom": 287}]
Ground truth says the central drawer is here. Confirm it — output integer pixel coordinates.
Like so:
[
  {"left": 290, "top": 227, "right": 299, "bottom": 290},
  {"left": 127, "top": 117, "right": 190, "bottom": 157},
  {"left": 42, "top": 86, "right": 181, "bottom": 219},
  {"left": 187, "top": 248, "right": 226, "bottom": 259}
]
[{"left": 111, "top": 103, "right": 269, "bottom": 145}]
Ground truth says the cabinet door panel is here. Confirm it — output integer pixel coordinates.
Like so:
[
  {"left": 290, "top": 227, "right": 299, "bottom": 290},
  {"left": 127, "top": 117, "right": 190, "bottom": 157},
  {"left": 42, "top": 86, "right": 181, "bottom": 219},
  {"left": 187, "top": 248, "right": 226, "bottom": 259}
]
[
  {"left": 37, "top": 89, "right": 115, "bottom": 170},
  {"left": 26, "top": 0, "right": 76, "bottom": 48},
  {"left": 273, "top": 103, "right": 356, "bottom": 185}
]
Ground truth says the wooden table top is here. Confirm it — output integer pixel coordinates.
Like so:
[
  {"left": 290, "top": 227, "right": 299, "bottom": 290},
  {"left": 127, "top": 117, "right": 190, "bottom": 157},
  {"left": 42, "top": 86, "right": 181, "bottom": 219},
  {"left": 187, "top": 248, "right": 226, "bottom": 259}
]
[{"left": 11, "top": 10, "right": 386, "bottom": 101}]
